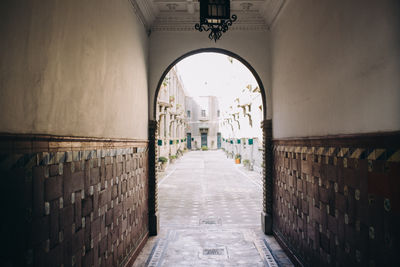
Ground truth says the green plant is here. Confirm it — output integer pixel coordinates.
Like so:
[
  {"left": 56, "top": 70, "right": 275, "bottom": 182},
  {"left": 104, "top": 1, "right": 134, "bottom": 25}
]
[
  {"left": 177, "top": 149, "right": 183, "bottom": 156},
  {"left": 243, "top": 159, "right": 250, "bottom": 165},
  {"left": 162, "top": 77, "right": 170, "bottom": 87},
  {"left": 235, "top": 154, "right": 241, "bottom": 159},
  {"left": 169, "top": 155, "right": 177, "bottom": 160},
  {"left": 158, "top": 156, "right": 168, "bottom": 163},
  {"left": 201, "top": 146, "right": 208, "bottom": 151}
]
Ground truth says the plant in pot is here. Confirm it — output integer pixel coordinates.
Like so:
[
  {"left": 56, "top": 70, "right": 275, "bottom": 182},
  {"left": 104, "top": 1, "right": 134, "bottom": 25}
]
[
  {"left": 177, "top": 149, "right": 183, "bottom": 157},
  {"left": 235, "top": 154, "right": 241, "bottom": 164},
  {"left": 158, "top": 156, "right": 168, "bottom": 171},
  {"left": 242, "top": 159, "right": 250, "bottom": 167},
  {"left": 169, "top": 154, "right": 177, "bottom": 163},
  {"left": 201, "top": 146, "right": 208, "bottom": 151}
]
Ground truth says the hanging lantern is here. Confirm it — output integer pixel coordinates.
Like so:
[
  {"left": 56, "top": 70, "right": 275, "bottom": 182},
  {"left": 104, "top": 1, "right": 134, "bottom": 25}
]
[{"left": 195, "top": 0, "right": 237, "bottom": 42}]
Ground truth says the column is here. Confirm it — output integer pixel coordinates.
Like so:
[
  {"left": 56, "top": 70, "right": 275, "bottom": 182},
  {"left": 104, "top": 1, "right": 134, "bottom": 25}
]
[
  {"left": 148, "top": 120, "right": 159, "bottom": 235},
  {"left": 261, "top": 119, "right": 273, "bottom": 235}
]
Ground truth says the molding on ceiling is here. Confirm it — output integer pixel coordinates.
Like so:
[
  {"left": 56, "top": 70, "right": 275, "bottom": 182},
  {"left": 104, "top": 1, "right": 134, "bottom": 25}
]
[
  {"left": 260, "top": 0, "right": 286, "bottom": 27},
  {"left": 129, "top": 0, "right": 287, "bottom": 32},
  {"left": 129, "top": 0, "right": 157, "bottom": 31},
  {"left": 151, "top": 11, "right": 268, "bottom": 32},
  {"left": 265, "top": 0, "right": 287, "bottom": 29},
  {"left": 136, "top": 0, "right": 157, "bottom": 26}
]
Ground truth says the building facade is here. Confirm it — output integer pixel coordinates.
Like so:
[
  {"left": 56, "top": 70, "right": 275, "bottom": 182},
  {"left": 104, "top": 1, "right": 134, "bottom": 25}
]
[
  {"left": 185, "top": 96, "right": 221, "bottom": 150},
  {"left": 156, "top": 66, "right": 187, "bottom": 159},
  {"left": 221, "top": 85, "right": 264, "bottom": 172}
]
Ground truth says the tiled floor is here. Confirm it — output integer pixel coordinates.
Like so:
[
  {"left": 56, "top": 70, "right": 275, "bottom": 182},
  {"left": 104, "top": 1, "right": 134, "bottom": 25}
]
[{"left": 133, "top": 150, "right": 292, "bottom": 267}]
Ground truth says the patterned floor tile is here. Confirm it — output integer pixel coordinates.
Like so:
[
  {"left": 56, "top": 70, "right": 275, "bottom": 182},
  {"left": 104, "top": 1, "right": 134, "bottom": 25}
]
[{"left": 133, "top": 151, "right": 293, "bottom": 267}]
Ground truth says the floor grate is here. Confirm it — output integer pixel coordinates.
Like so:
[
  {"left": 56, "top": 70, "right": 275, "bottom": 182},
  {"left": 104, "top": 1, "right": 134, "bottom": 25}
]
[
  {"left": 203, "top": 248, "right": 225, "bottom": 256},
  {"left": 199, "top": 217, "right": 221, "bottom": 225},
  {"left": 253, "top": 239, "right": 279, "bottom": 267},
  {"left": 146, "top": 239, "right": 168, "bottom": 267},
  {"left": 199, "top": 247, "right": 228, "bottom": 259}
]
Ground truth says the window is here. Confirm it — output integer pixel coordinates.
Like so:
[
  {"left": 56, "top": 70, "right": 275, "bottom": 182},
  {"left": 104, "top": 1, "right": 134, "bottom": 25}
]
[
  {"left": 217, "top": 110, "right": 220, "bottom": 117},
  {"left": 201, "top": 110, "right": 206, "bottom": 117},
  {"left": 187, "top": 110, "right": 191, "bottom": 118}
]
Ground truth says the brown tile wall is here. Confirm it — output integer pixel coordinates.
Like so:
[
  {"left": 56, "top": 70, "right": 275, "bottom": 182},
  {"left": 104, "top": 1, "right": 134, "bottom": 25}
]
[
  {"left": 0, "top": 134, "right": 149, "bottom": 266},
  {"left": 272, "top": 133, "right": 400, "bottom": 266}
]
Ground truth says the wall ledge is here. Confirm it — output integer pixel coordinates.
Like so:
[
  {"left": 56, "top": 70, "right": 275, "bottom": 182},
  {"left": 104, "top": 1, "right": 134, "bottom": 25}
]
[
  {"left": 0, "top": 133, "right": 148, "bottom": 153},
  {"left": 272, "top": 131, "right": 400, "bottom": 148}
]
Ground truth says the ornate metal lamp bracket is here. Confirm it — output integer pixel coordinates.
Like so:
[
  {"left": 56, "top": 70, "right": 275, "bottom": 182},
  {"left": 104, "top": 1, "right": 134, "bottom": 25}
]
[{"left": 195, "top": 15, "right": 237, "bottom": 42}]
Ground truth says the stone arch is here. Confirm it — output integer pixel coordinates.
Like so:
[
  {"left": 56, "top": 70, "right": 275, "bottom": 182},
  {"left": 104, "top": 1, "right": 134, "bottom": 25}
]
[
  {"left": 148, "top": 48, "right": 273, "bottom": 236},
  {"left": 152, "top": 48, "right": 267, "bottom": 120}
]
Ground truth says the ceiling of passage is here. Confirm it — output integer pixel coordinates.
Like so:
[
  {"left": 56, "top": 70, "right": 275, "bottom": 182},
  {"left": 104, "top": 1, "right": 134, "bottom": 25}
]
[{"left": 130, "top": 0, "right": 286, "bottom": 32}]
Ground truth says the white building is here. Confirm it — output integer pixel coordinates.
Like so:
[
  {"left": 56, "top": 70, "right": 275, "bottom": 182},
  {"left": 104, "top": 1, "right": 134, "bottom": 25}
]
[
  {"left": 156, "top": 66, "right": 187, "bottom": 159},
  {"left": 185, "top": 96, "right": 221, "bottom": 150},
  {"left": 221, "top": 85, "right": 264, "bottom": 172}
]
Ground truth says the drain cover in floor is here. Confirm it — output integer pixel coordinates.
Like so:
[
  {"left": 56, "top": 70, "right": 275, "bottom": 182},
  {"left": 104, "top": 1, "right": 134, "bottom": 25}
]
[
  {"left": 199, "top": 247, "right": 228, "bottom": 259},
  {"left": 203, "top": 248, "right": 225, "bottom": 255},
  {"left": 199, "top": 218, "right": 222, "bottom": 225}
]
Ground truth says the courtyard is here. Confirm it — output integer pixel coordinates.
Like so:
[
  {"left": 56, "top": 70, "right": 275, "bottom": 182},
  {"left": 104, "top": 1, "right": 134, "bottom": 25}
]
[{"left": 133, "top": 150, "right": 292, "bottom": 266}]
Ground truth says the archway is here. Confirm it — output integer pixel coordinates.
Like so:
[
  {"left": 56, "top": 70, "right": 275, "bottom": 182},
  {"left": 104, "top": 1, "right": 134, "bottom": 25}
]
[{"left": 148, "top": 48, "right": 273, "bottom": 236}]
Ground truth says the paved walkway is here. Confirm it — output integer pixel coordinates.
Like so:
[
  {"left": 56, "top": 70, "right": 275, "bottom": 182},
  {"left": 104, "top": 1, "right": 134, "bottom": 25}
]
[{"left": 133, "top": 150, "right": 292, "bottom": 267}]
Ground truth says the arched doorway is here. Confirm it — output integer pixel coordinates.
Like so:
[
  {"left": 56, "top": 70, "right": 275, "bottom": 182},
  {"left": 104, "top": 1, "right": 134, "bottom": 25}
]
[{"left": 148, "top": 48, "right": 273, "bottom": 236}]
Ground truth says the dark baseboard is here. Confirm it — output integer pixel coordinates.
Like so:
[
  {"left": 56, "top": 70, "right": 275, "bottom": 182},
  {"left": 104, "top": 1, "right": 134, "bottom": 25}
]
[
  {"left": 124, "top": 232, "right": 149, "bottom": 267},
  {"left": 273, "top": 229, "right": 304, "bottom": 267}
]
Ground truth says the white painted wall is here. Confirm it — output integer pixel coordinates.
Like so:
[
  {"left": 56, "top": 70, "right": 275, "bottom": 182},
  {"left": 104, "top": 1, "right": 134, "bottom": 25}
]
[
  {"left": 0, "top": 0, "right": 149, "bottom": 139},
  {"left": 148, "top": 30, "right": 271, "bottom": 120},
  {"left": 271, "top": 0, "right": 400, "bottom": 138}
]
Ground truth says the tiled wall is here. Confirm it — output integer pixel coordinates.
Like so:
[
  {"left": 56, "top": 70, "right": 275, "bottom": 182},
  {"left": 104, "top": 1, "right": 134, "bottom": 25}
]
[
  {"left": 272, "top": 133, "right": 400, "bottom": 266},
  {"left": 0, "top": 135, "right": 149, "bottom": 266}
]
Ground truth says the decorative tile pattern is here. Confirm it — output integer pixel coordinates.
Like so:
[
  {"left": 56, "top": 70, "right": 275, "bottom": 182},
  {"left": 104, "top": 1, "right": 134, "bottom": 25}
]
[
  {"left": 0, "top": 135, "right": 149, "bottom": 266},
  {"left": 272, "top": 134, "right": 400, "bottom": 266}
]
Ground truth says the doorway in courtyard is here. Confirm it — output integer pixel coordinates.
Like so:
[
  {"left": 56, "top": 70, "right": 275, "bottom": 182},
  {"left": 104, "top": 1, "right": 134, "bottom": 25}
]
[{"left": 138, "top": 49, "right": 290, "bottom": 266}]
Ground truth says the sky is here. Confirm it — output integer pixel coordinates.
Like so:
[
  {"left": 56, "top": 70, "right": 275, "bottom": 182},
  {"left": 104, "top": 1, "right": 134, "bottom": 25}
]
[{"left": 175, "top": 52, "right": 258, "bottom": 110}]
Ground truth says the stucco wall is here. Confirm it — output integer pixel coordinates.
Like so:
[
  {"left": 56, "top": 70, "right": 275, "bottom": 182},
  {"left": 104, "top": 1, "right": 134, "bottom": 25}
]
[
  {"left": 148, "top": 30, "right": 271, "bottom": 120},
  {"left": 271, "top": 0, "right": 400, "bottom": 138},
  {"left": 0, "top": 0, "right": 149, "bottom": 139}
]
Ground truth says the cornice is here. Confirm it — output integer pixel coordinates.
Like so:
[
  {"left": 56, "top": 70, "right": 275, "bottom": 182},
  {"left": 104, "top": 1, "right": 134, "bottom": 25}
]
[
  {"left": 136, "top": 0, "right": 157, "bottom": 26},
  {"left": 151, "top": 11, "right": 268, "bottom": 32},
  {"left": 128, "top": 0, "right": 286, "bottom": 32},
  {"left": 128, "top": 0, "right": 157, "bottom": 31},
  {"left": 264, "top": 0, "right": 287, "bottom": 28}
]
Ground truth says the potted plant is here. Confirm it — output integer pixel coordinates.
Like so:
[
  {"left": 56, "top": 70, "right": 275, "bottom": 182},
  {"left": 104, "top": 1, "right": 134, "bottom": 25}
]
[
  {"left": 235, "top": 154, "right": 241, "bottom": 164},
  {"left": 201, "top": 146, "right": 208, "bottom": 151},
  {"left": 158, "top": 156, "right": 168, "bottom": 171},
  {"left": 169, "top": 154, "right": 177, "bottom": 163},
  {"left": 242, "top": 159, "right": 250, "bottom": 167},
  {"left": 177, "top": 149, "right": 183, "bottom": 157}
]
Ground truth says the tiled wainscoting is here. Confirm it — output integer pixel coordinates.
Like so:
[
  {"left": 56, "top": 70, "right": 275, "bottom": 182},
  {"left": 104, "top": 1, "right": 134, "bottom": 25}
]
[
  {"left": 0, "top": 134, "right": 149, "bottom": 266},
  {"left": 272, "top": 133, "right": 400, "bottom": 266}
]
